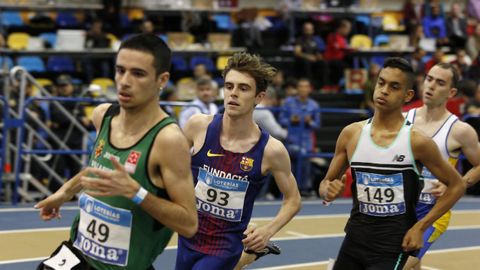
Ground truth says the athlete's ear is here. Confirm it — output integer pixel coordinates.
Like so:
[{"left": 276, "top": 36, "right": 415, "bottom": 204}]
[
  {"left": 448, "top": 87, "right": 458, "bottom": 99},
  {"left": 404, "top": 88, "right": 415, "bottom": 103},
  {"left": 156, "top": 71, "right": 170, "bottom": 90},
  {"left": 255, "top": 91, "right": 266, "bottom": 106}
]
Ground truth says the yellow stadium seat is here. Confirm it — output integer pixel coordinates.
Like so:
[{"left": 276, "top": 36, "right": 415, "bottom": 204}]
[
  {"left": 128, "top": 8, "right": 145, "bottom": 21},
  {"left": 7, "top": 32, "right": 30, "bottom": 50},
  {"left": 176, "top": 77, "right": 196, "bottom": 100},
  {"left": 216, "top": 56, "right": 230, "bottom": 71},
  {"left": 106, "top": 33, "right": 119, "bottom": 48},
  {"left": 91, "top": 77, "right": 115, "bottom": 94},
  {"left": 32, "top": 78, "right": 53, "bottom": 96},
  {"left": 350, "top": 34, "right": 372, "bottom": 49}
]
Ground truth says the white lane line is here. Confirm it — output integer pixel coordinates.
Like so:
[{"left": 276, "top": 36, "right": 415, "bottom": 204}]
[
  {"left": 0, "top": 257, "right": 46, "bottom": 265},
  {"left": 422, "top": 266, "right": 441, "bottom": 270},
  {"left": 0, "top": 206, "right": 78, "bottom": 212},
  {"left": 251, "top": 260, "right": 329, "bottom": 270},
  {"left": 0, "top": 227, "right": 69, "bottom": 234},
  {"left": 428, "top": 246, "right": 480, "bottom": 254},
  {"left": 285, "top": 231, "right": 310, "bottom": 238}
]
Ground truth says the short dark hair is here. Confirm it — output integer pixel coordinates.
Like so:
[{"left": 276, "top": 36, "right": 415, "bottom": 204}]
[
  {"left": 434, "top": 62, "right": 459, "bottom": 88},
  {"left": 118, "top": 33, "right": 171, "bottom": 76},
  {"left": 382, "top": 57, "right": 414, "bottom": 90},
  {"left": 222, "top": 52, "right": 277, "bottom": 94}
]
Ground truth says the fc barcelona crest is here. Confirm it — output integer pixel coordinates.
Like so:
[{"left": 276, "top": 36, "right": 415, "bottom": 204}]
[
  {"left": 94, "top": 139, "right": 105, "bottom": 159},
  {"left": 240, "top": 156, "right": 254, "bottom": 172}
]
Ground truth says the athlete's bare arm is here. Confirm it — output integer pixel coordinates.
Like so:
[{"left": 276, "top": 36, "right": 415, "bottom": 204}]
[
  {"left": 319, "top": 122, "right": 363, "bottom": 201},
  {"left": 451, "top": 122, "right": 480, "bottom": 187},
  {"left": 182, "top": 114, "right": 214, "bottom": 150},
  {"left": 138, "top": 124, "right": 198, "bottom": 237},
  {"left": 402, "top": 129, "right": 465, "bottom": 251},
  {"left": 35, "top": 103, "right": 111, "bottom": 220},
  {"left": 81, "top": 122, "right": 198, "bottom": 237},
  {"left": 242, "top": 137, "right": 301, "bottom": 251}
]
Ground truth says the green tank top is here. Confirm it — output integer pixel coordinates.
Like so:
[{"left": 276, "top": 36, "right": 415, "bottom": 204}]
[{"left": 70, "top": 105, "right": 176, "bottom": 270}]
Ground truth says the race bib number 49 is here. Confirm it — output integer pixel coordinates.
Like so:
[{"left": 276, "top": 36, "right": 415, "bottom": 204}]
[
  {"left": 419, "top": 168, "right": 438, "bottom": 205},
  {"left": 195, "top": 168, "right": 249, "bottom": 222},
  {"left": 74, "top": 194, "right": 132, "bottom": 266},
  {"left": 356, "top": 172, "right": 406, "bottom": 217}
]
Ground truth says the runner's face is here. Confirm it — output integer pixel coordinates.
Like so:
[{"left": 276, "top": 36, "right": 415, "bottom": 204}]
[
  {"left": 223, "top": 69, "right": 264, "bottom": 117},
  {"left": 423, "top": 65, "right": 456, "bottom": 106},
  {"left": 115, "top": 49, "right": 169, "bottom": 109},
  {"left": 373, "top": 67, "right": 413, "bottom": 111}
]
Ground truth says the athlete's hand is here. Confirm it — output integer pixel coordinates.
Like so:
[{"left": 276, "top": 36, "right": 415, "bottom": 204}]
[
  {"left": 319, "top": 175, "right": 346, "bottom": 202},
  {"left": 431, "top": 181, "right": 447, "bottom": 198},
  {"left": 242, "top": 224, "right": 272, "bottom": 252},
  {"left": 81, "top": 157, "right": 139, "bottom": 199},
  {"left": 402, "top": 224, "right": 424, "bottom": 252},
  {"left": 34, "top": 192, "right": 67, "bottom": 220}
]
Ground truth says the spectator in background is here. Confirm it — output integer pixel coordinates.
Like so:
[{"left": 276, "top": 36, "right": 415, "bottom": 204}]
[
  {"left": 192, "top": 63, "right": 219, "bottom": 96},
  {"left": 468, "top": 53, "right": 480, "bottom": 85},
  {"left": 411, "top": 47, "right": 427, "bottom": 74},
  {"left": 0, "top": 31, "right": 5, "bottom": 47},
  {"left": 460, "top": 79, "right": 480, "bottom": 115},
  {"left": 403, "top": 0, "right": 424, "bottom": 34},
  {"left": 294, "top": 21, "right": 327, "bottom": 90},
  {"left": 48, "top": 75, "right": 90, "bottom": 192},
  {"left": 446, "top": 2, "right": 467, "bottom": 50},
  {"left": 178, "top": 77, "right": 218, "bottom": 128},
  {"left": 410, "top": 24, "right": 426, "bottom": 48},
  {"left": 466, "top": 23, "right": 480, "bottom": 60},
  {"left": 140, "top": 19, "right": 155, "bottom": 34},
  {"left": 450, "top": 48, "right": 471, "bottom": 80},
  {"left": 403, "top": 72, "right": 426, "bottom": 111},
  {"left": 361, "top": 63, "right": 380, "bottom": 112},
  {"left": 422, "top": 3, "right": 448, "bottom": 46},
  {"left": 279, "top": 78, "right": 320, "bottom": 196},
  {"left": 425, "top": 47, "right": 444, "bottom": 72},
  {"left": 254, "top": 86, "right": 287, "bottom": 199},
  {"left": 324, "top": 19, "right": 352, "bottom": 90},
  {"left": 160, "top": 85, "right": 178, "bottom": 118},
  {"left": 84, "top": 18, "right": 111, "bottom": 81},
  {"left": 254, "top": 87, "right": 287, "bottom": 141}
]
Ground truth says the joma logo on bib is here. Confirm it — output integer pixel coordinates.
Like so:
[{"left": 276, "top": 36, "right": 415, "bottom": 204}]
[
  {"left": 78, "top": 234, "right": 120, "bottom": 261},
  {"left": 197, "top": 199, "right": 236, "bottom": 219}
]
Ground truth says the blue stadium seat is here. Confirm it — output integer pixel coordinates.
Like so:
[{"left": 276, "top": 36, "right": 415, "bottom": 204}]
[
  {"left": 39, "top": 32, "right": 57, "bottom": 48},
  {"left": 46, "top": 56, "right": 75, "bottom": 72},
  {"left": 190, "top": 56, "right": 215, "bottom": 72},
  {"left": 171, "top": 55, "right": 188, "bottom": 72},
  {"left": 56, "top": 12, "right": 78, "bottom": 27},
  {"left": 212, "top": 14, "right": 236, "bottom": 30},
  {"left": 17, "top": 56, "right": 46, "bottom": 72},
  {"left": 1, "top": 11, "right": 23, "bottom": 27},
  {"left": 0, "top": 56, "right": 14, "bottom": 70},
  {"left": 373, "top": 34, "right": 390, "bottom": 47}
]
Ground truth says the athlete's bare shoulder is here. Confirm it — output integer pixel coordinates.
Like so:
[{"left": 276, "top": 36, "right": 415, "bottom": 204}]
[
  {"left": 183, "top": 114, "right": 215, "bottom": 146},
  {"left": 451, "top": 120, "right": 478, "bottom": 141},
  {"left": 92, "top": 103, "right": 112, "bottom": 130},
  {"left": 342, "top": 120, "right": 366, "bottom": 136}
]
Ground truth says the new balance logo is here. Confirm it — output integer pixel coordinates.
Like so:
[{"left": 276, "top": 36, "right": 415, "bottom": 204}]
[{"left": 392, "top": 155, "right": 405, "bottom": 162}]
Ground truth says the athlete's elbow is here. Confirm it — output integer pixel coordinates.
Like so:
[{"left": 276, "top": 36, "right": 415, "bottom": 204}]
[{"left": 181, "top": 216, "right": 198, "bottom": 238}]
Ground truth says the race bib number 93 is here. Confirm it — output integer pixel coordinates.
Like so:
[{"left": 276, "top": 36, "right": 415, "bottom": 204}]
[{"left": 195, "top": 168, "right": 249, "bottom": 222}]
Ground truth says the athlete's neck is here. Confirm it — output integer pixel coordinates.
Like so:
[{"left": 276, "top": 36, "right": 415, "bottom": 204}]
[
  {"left": 222, "top": 113, "right": 259, "bottom": 140},
  {"left": 118, "top": 102, "right": 166, "bottom": 136},
  {"left": 372, "top": 110, "right": 405, "bottom": 131},
  {"left": 419, "top": 104, "right": 449, "bottom": 122}
]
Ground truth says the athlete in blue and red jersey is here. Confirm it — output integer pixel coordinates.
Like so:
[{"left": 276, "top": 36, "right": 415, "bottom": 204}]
[{"left": 175, "top": 52, "right": 302, "bottom": 270}]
